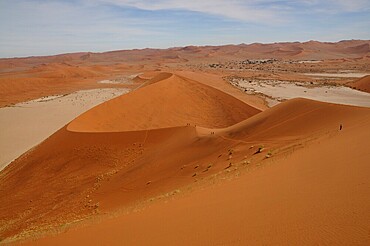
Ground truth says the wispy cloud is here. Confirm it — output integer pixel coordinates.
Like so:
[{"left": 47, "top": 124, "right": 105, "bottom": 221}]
[
  {"left": 97, "top": 0, "right": 370, "bottom": 22},
  {"left": 96, "top": 0, "right": 285, "bottom": 23}
]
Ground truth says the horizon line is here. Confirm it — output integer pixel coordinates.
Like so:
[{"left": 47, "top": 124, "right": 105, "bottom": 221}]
[{"left": 0, "top": 38, "right": 368, "bottom": 60}]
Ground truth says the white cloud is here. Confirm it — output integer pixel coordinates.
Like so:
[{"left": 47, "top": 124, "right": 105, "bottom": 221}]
[
  {"left": 96, "top": 0, "right": 284, "bottom": 23},
  {"left": 96, "top": 0, "right": 370, "bottom": 20}
]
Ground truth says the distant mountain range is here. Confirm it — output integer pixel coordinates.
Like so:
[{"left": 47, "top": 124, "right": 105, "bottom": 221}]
[{"left": 1, "top": 40, "right": 369, "bottom": 69}]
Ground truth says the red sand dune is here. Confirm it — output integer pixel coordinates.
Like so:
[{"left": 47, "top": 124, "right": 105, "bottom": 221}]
[
  {"left": 26, "top": 107, "right": 370, "bottom": 245},
  {"left": 0, "top": 61, "right": 145, "bottom": 107},
  {"left": 350, "top": 75, "right": 370, "bottom": 93},
  {"left": 1, "top": 72, "right": 370, "bottom": 245},
  {"left": 68, "top": 73, "right": 260, "bottom": 132},
  {"left": 0, "top": 73, "right": 260, "bottom": 241},
  {"left": 0, "top": 62, "right": 131, "bottom": 107}
]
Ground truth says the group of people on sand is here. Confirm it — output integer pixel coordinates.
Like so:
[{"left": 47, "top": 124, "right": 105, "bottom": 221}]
[
  {"left": 186, "top": 123, "right": 196, "bottom": 127},
  {"left": 185, "top": 123, "right": 216, "bottom": 135}
]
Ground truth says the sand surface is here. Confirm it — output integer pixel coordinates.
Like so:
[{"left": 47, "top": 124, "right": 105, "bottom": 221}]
[
  {"left": 230, "top": 78, "right": 370, "bottom": 107},
  {"left": 351, "top": 75, "right": 370, "bottom": 93},
  {"left": 0, "top": 40, "right": 370, "bottom": 245},
  {"left": 1, "top": 73, "right": 369, "bottom": 246},
  {"left": 0, "top": 88, "right": 129, "bottom": 170},
  {"left": 25, "top": 119, "right": 370, "bottom": 246},
  {"left": 68, "top": 73, "right": 260, "bottom": 132},
  {"left": 16, "top": 97, "right": 370, "bottom": 246}
]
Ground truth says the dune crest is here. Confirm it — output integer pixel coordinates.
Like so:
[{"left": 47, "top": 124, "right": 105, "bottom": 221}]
[{"left": 67, "top": 73, "right": 260, "bottom": 132}]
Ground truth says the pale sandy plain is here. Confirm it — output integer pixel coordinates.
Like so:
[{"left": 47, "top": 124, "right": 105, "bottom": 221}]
[
  {"left": 304, "top": 72, "right": 370, "bottom": 78},
  {"left": 0, "top": 88, "right": 129, "bottom": 170},
  {"left": 0, "top": 40, "right": 370, "bottom": 245},
  {"left": 230, "top": 78, "right": 370, "bottom": 107}
]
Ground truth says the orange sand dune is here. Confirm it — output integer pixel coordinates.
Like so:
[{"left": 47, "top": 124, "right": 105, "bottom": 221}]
[
  {"left": 175, "top": 71, "right": 268, "bottom": 111},
  {"left": 225, "top": 97, "right": 361, "bottom": 140},
  {"left": 28, "top": 63, "right": 101, "bottom": 78},
  {"left": 0, "top": 62, "right": 136, "bottom": 107},
  {"left": 11, "top": 97, "right": 370, "bottom": 246},
  {"left": 0, "top": 73, "right": 260, "bottom": 241},
  {"left": 0, "top": 62, "right": 145, "bottom": 107},
  {"left": 68, "top": 73, "right": 260, "bottom": 132},
  {"left": 27, "top": 108, "right": 370, "bottom": 245},
  {"left": 1, "top": 69, "right": 370, "bottom": 244},
  {"left": 1, "top": 40, "right": 369, "bottom": 244},
  {"left": 351, "top": 75, "right": 370, "bottom": 93}
]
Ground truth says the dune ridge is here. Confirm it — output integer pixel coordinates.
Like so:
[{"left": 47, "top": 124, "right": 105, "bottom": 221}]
[
  {"left": 0, "top": 73, "right": 370, "bottom": 245},
  {"left": 67, "top": 73, "right": 260, "bottom": 132}
]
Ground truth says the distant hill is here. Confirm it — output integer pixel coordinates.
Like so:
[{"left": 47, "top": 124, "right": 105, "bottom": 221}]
[{"left": 1, "top": 40, "right": 369, "bottom": 69}]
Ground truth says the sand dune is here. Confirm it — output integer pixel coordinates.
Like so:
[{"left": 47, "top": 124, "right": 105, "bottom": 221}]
[
  {"left": 67, "top": 73, "right": 260, "bottom": 132},
  {"left": 0, "top": 73, "right": 260, "bottom": 241},
  {"left": 1, "top": 71, "right": 369, "bottom": 244},
  {"left": 11, "top": 97, "right": 370, "bottom": 245},
  {"left": 26, "top": 108, "right": 370, "bottom": 245},
  {"left": 0, "top": 35, "right": 369, "bottom": 245},
  {"left": 351, "top": 75, "right": 370, "bottom": 92},
  {"left": 225, "top": 97, "right": 368, "bottom": 140},
  {"left": 0, "top": 62, "right": 140, "bottom": 107}
]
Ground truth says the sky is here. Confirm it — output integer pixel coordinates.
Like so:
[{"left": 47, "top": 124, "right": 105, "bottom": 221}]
[{"left": 0, "top": 0, "right": 369, "bottom": 58}]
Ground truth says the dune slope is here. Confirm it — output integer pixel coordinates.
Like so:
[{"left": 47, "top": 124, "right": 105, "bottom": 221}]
[
  {"left": 0, "top": 73, "right": 260, "bottom": 241},
  {"left": 351, "top": 75, "right": 370, "bottom": 93},
  {"left": 27, "top": 109, "right": 370, "bottom": 245},
  {"left": 67, "top": 73, "right": 260, "bottom": 132},
  {"left": 0, "top": 72, "right": 369, "bottom": 245}
]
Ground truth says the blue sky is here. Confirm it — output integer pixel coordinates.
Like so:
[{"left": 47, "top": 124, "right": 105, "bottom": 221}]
[{"left": 0, "top": 0, "right": 369, "bottom": 58}]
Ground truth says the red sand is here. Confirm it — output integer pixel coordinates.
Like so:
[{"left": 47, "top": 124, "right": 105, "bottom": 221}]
[
  {"left": 0, "top": 41, "right": 370, "bottom": 245},
  {"left": 24, "top": 113, "right": 370, "bottom": 245},
  {"left": 0, "top": 72, "right": 369, "bottom": 245},
  {"left": 12, "top": 96, "right": 370, "bottom": 245},
  {"left": 351, "top": 75, "right": 370, "bottom": 92},
  {"left": 68, "top": 73, "right": 260, "bottom": 132}
]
